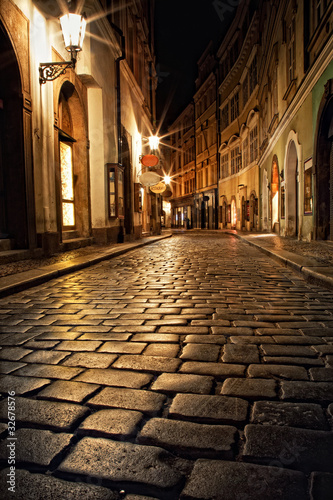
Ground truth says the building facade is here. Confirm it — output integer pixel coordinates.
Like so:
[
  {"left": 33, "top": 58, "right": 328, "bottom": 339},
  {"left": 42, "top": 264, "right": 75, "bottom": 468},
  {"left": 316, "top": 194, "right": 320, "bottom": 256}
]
[
  {"left": 258, "top": 0, "right": 333, "bottom": 240},
  {"left": 194, "top": 43, "right": 219, "bottom": 230},
  {"left": 218, "top": 1, "right": 260, "bottom": 231},
  {"left": 168, "top": 0, "right": 333, "bottom": 241},
  {"left": 0, "top": 0, "right": 158, "bottom": 257},
  {"left": 169, "top": 102, "right": 195, "bottom": 228}
]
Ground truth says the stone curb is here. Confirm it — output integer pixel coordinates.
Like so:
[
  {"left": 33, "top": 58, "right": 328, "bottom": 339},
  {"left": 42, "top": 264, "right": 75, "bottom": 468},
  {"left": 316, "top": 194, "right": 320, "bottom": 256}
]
[
  {"left": 0, "top": 233, "right": 172, "bottom": 298},
  {"left": 224, "top": 230, "right": 333, "bottom": 291}
]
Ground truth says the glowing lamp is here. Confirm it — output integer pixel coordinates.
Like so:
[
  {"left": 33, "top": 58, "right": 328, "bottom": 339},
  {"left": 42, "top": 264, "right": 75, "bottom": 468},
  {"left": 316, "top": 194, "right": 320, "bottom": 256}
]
[
  {"left": 149, "top": 135, "right": 160, "bottom": 151},
  {"left": 39, "top": 12, "right": 86, "bottom": 84}
]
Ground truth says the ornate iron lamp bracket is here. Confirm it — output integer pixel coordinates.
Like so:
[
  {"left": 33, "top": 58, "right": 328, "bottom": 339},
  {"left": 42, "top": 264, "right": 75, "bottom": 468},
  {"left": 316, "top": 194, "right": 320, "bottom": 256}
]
[{"left": 39, "top": 59, "right": 76, "bottom": 84}]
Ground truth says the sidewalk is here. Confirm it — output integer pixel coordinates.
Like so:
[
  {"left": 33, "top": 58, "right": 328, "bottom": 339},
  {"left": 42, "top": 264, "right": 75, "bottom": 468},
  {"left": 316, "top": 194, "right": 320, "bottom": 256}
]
[
  {"left": 173, "top": 228, "right": 333, "bottom": 291},
  {"left": 0, "top": 233, "right": 172, "bottom": 298},
  {"left": 0, "top": 229, "right": 333, "bottom": 297}
]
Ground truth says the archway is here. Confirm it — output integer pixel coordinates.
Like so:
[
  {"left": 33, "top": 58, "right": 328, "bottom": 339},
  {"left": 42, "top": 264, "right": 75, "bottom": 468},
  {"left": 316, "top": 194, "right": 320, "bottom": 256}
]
[
  {"left": 0, "top": 22, "right": 28, "bottom": 248},
  {"left": 271, "top": 157, "right": 279, "bottom": 232},
  {"left": 285, "top": 140, "right": 299, "bottom": 237},
  {"left": 315, "top": 92, "right": 333, "bottom": 240},
  {"left": 57, "top": 82, "right": 90, "bottom": 239}
]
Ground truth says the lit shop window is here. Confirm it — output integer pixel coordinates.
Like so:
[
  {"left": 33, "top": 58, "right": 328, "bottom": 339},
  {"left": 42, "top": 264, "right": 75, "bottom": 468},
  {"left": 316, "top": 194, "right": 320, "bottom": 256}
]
[
  {"left": 304, "top": 158, "right": 313, "bottom": 214},
  {"left": 107, "top": 163, "right": 124, "bottom": 219},
  {"left": 231, "top": 199, "right": 237, "bottom": 227},
  {"left": 60, "top": 142, "right": 75, "bottom": 227}
]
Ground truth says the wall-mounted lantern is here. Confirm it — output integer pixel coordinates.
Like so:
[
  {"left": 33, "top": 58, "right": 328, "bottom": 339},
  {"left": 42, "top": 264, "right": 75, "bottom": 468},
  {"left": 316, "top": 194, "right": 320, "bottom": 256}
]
[{"left": 39, "top": 12, "right": 86, "bottom": 84}]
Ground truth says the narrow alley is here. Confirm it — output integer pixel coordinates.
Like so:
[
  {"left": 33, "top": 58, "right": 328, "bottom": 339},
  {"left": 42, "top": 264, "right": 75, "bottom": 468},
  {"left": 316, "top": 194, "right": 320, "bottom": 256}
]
[{"left": 0, "top": 233, "right": 332, "bottom": 499}]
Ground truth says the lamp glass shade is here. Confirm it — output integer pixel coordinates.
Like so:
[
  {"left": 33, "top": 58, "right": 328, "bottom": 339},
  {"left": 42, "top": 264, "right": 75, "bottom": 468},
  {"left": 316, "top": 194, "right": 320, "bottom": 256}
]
[
  {"left": 148, "top": 135, "right": 159, "bottom": 150},
  {"left": 60, "top": 13, "right": 86, "bottom": 52}
]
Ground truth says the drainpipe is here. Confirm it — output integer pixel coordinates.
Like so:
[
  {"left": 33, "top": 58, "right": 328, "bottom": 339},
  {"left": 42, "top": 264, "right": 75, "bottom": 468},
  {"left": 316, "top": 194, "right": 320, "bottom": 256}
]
[{"left": 109, "top": 22, "right": 126, "bottom": 166}]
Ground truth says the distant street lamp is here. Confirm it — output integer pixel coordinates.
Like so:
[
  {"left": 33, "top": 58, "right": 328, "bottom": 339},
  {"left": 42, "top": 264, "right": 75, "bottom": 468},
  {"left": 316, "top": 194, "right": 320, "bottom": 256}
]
[
  {"left": 148, "top": 135, "right": 160, "bottom": 151},
  {"left": 39, "top": 12, "right": 86, "bottom": 84}
]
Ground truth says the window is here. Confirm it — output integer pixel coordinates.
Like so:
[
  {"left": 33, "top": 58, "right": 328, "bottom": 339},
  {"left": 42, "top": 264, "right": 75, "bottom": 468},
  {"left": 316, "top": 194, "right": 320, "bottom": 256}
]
[
  {"left": 231, "top": 146, "right": 241, "bottom": 175},
  {"left": 250, "top": 126, "right": 258, "bottom": 163},
  {"left": 60, "top": 141, "right": 75, "bottom": 228},
  {"left": 230, "top": 92, "right": 239, "bottom": 122},
  {"left": 243, "top": 75, "right": 249, "bottom": 107},
  {"left": 286, "top": 16, "right": 296, "bottom": 84},
  {"left": 221, "top": 104, "right": 229, "bottom": 129},
  {"left": 221, "top": 153, "right": 229, "bottom": 178},
  {"left": 107, "top": 164, "right": 124, "bottom": 219},
  {"left": 304, "top": 159, "right": 313, "bottom": 214},
  {"left": 249, "top": 55, "right": 257, "bottom": 95},
  {"left": 243, "top": 137, "right": 249, "bottom": 168}
]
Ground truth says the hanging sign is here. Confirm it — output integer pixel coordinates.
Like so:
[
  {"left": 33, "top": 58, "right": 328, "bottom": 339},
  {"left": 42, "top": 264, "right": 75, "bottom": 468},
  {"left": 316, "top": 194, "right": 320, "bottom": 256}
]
[
  {"left": 140, "top": 154, "right": 159, "bottom": 167},
  {"left": 150, "top": 182, "right": 166, "bottom": 194},
  {"left": 139, "top": 171, "right": 161, "bottom": 187}
]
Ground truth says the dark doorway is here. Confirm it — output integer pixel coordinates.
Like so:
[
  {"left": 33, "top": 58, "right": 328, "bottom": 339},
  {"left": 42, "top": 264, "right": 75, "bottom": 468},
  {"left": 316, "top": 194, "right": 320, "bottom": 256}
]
[
  {"left": 0, "top": 22, "right": 28, "bottom": 248},
  {"left": 316, "top": 97, "right": 333, "bottom": 240},
  {"left": 201, "top": 200, "right": 206, "bottom": 229},
  {"left": 122, "top": 134, "right": 133, "bottom": 236}
]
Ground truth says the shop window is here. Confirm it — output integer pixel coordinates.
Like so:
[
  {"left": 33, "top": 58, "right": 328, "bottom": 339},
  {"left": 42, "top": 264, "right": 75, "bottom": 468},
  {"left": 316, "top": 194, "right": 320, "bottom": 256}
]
[
  {"left": 107, "top": 163, "right": 124, "bottom": 219},
  {"left": 60, "top": 141, "right": 75, "bottom": 228},
  {"left": 304, "top": 158, "right": 313, "bottom": 214}
]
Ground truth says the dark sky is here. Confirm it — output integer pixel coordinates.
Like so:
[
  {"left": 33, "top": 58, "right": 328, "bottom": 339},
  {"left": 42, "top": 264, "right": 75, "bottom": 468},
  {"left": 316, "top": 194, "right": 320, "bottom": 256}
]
[{"left": 154, "top": 0, "right": 231, "bottom": 131}]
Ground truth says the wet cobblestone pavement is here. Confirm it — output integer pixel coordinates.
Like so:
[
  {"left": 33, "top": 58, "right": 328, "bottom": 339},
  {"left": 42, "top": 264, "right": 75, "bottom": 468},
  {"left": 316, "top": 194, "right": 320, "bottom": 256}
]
[{"left": 0, "top": 233, "right": 332, "bottom": 499}]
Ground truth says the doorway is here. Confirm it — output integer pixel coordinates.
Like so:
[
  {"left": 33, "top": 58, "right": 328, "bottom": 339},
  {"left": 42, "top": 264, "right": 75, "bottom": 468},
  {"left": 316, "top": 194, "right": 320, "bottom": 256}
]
[
  {"left": 316, "top": 95, "right": 333, "bottom": 240},
  {"left": 285, "top": 140, "right": 299, "bottom": 237},
  {"left": 0, "top": 22, "right": 28, "bottom": 248}
]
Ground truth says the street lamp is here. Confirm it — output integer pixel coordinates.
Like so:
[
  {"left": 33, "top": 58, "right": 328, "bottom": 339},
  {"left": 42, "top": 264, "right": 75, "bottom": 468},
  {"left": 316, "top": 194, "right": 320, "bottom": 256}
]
[
  {"left": 148, "top": 135, "right": 160, "bottom": 151},
  {"left": 39, "top": 12, "right": 86, "bottom": 84}
]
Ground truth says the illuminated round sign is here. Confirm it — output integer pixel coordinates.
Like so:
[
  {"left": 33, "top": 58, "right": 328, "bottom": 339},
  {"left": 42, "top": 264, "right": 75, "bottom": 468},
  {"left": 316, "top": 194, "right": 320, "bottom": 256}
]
[
  {"left": 139, "top": 171, "right": 161, "bottom": 186},
  {"left": 140, "top": 154, "right": 159, "bottom": 167},
  {"left": 150, "top": 182, "right": 166, "bottom": 194}
]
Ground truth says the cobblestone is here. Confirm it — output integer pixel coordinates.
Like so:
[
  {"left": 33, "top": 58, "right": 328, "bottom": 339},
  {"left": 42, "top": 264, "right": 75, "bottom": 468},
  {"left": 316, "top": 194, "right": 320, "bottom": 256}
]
[
  {"left": 1, "top": 233, "right": 333, "bottom": 498},
  {"left": 0, "top": 469, "right": 119, "bottom": 500},
  {"left": 78, "top": 409, "right": 143, "bottom": 438},
  {"left": 169, "top": 394, "right": 249, "bottom": 424},
  {"left": 0, "top": 396, "right": 89, "bottom": 430},
  {"left": 250, "top": 401, "right": 328, "bottom": 430},
  {"left": 37, "top": 380, "right": 100, "bottom": 403},
  {"left": 87, "top": 387, "right": 166, "bottom": 414},
  {"left": 151, "top": 373, "right": 213, "bottom": 394},
  {"left": 112, "top": 354, "right": 181, "bottom": 373},
  {"left": 0, "top": 428, "right": 73, "bottom": 467},
  {"left": 180, "top": 459, "right": 308, "bottom": 500},
  {"left": 74, "top": 368, "right": 152, "bottom": 388},
  {"left": 138, "top": 418, "right": 237, "bottom": 458},
  {"left": 58, "top": 437, "right": 183, "bottom": 488},
  {"left": 243, "top": 424, "right": 333, "bottom": 473}
]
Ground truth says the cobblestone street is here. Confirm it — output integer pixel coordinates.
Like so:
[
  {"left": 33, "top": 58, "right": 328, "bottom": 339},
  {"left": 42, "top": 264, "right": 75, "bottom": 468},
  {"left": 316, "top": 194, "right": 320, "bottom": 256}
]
[{"left": 0, "top": 233, "right": 332, "bottom": 499}]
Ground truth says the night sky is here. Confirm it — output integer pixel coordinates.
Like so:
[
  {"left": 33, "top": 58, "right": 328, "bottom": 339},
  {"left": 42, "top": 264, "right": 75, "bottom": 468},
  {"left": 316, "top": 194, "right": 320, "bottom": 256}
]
[{"left": 154, "top": 0, "right": 233, "bottom": 131}]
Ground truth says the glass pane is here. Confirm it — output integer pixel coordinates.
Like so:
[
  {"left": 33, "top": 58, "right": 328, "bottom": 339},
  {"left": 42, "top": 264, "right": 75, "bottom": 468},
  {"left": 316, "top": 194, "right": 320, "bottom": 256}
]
[
  {"left": 118, "top": 170, "right": 124, "bottom": 216},
  {"left": 60, "top": 142, "right": 74, "bottom": 201},
  {"left": 63, "top": 202, "right": 75, "bottom": 226},
  {"left": 109, "top": 193, "right": 116, "bottom": 217}
]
